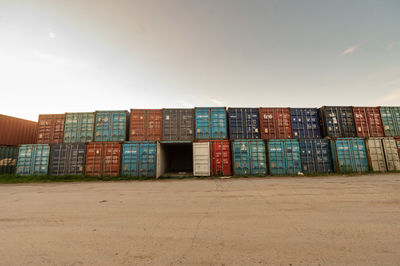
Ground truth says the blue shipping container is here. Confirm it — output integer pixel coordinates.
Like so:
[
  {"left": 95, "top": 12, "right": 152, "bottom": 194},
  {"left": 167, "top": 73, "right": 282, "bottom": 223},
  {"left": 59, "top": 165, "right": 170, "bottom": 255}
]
[
  {"left": 16, "top": 144, "right": 50, "bottom": 175},
  {"left": 121, "top": 141, "right": 157, "bottom": 177},
  {"left": 299, "top": 139, "right": 333, "bottom": 174},
  {"left": 228, "top": 108, "right": 260, "bottom": 139},
  {"left": 195, "top": 107, "right": 227, "bottom": 139},
  {"left": 49, "top": 143, "right": 86, "bottom": 175},
  {"left": 268, "top": 139, "right": 302, "bottom": 175},
  {"left": 331, "top": 138, "right": 369, "bottom": 173},
  {"left": 290, "top": 108, "right": 321, "bottom": 138},
  {"left": 95, "top": 111, "right": 128, "bottom": 142},
  {"left": 231, "top": 140, "right": 267, "bottom": 175}
]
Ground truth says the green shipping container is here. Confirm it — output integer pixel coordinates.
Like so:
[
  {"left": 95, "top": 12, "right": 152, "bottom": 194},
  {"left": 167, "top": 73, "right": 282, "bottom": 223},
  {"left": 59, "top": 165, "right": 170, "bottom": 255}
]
[
  {"left": 16, "top": 144, "right": 50, "bottom": 175},
  {"left": 0, "top": 146, "right": 18, "bottom": 174},
  {"left": 380, "top": 107, "right": 400, "bottom": 137},
  {"left": 63, "top": 112, "right": 95, "bottom": 143}
]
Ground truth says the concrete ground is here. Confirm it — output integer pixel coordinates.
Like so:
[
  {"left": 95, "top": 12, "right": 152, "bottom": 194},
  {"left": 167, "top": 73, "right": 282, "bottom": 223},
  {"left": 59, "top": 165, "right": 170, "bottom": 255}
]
[{"left": 1, "top": 173, "right": 400, "bottom": 265}]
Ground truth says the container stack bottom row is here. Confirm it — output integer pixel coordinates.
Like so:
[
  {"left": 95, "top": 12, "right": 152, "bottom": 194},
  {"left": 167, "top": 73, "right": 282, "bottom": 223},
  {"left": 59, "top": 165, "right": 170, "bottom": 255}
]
[{"left": 1, "top": 138, "right": 400, "bottom": 177}]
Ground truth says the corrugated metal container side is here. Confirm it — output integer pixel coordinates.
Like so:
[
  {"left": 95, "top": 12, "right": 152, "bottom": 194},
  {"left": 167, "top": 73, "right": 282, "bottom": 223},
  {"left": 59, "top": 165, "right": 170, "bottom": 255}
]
[
  {"left": 290, "top": 108, "right": 321, "bottom": 138},
  {"left": 353, "top": 107, "right": 384, "bottom": 137},
  {"left": 231, "top": 140, "right": 267, "bottom": 176},
  {"left": 330, "top": 138, "right": 369, "bottom": 173},
  {"left": 16, "top": 144, "right": 50, "bottom": 175},
  {"left": 380, "top": 106, "right": 400, "bottom": 137},
  {"left": 85, "top": 142, "right": 121, "bottom": 177},
  {"left": 365, "top": 138, "right": 387, "bottom": 172},
  {"left": 0, "top": 146, "right": 18, "bottom": 174},
  {"left": 195, "top": 107, "right": 227, "bottom": 139},
  {"left": 299, "top": 139, "right": 333, "bottom": 174},
  {"left": 228, "top": 108, "right": 260, "bottom": 139},
  {"left": 396, "top": 137, "right": 400, "bottom": 157},
  {"left": 121, "top": 141, "right": 157, "bottom": 177},
  {"left": 259, "top": 107, "right": 292, "bottom": 139},
  {"left": 49, "top": 143, "right": 86, "bottom": 175},
  {"left": 193, "top": 142, "right": 211, "bottom": 176},
  {"left": 268, "top": 139, "right": 302, "bottom": 175},
  {"left": 37, "top": 114, "right": 65, "bottom": 144},
  {"left": 320, "top": 106, "right": 357, "bottom": 138},
  {"left": 129, "top": 109, "right": 163, "bottom": 141},
  {"left": 198, "top": 140, "right": 232, "bottom": 176},
  {"left": 63, "top": 112, "right": 95, "bottom": 143},
  {"left": 94, "top": 110, "right": 128, "bottom": 142},
  {"left": 162, "top": 109, "right": 194, "bottom": 141},
  {"left": 381, "top": 138, "right": 400, "bottom": 171},
  {"left": 0, "top": 114, "right": 37, "bottom": 146}
]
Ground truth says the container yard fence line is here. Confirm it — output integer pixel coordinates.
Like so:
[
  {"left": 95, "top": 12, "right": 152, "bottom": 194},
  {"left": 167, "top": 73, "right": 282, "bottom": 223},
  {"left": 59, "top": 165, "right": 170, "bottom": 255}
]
[{"left": 0, "top": 106, "right": 400, "bottom": 181}]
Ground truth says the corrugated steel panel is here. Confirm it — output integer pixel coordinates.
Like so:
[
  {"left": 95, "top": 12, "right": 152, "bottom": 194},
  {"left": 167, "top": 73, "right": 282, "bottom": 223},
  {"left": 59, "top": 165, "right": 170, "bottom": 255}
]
[
  {"left": 231, "top": 140, "right": 267, "bottom": 176},
  {"left": 290, "top": 108, "right": 321, "bottom": 138},
  {"left": 0, "top": 114, "right": 37, "bottom": 146},
  {"left": 49, "top": 143, "right": 86, "bottom": 175},
  {"left": 195, "top": 107, "right": 227, "bottom": 139},
  {"left": 0, "top": 146, "right": 18, "bottom": 174},
  {"left": 380, "top": 107, "right": 400, "bottom": 137},
  {"left": 382, "top": 138, "right": 400, "bottom": 171},
  {"left": 299, "top": 139, "right": 333, "bottom": 174},
  {"left": 228, "top": 108, "right": 260, "bottom": 139},
  {"left": 193, "top": 142, "right": 210, "bottom": 176},
  {"left": 121, "top": 141, "right": 157, "bottom": 177},
  {"left": 259, "top": 107, "right": 292, "bottom": 139},
  {"left": 320, "top": 106, "right": 356, "bottom": 138},
  {"left": 396, "top": 137, "right": 400, "bottom": 157},
  {"left": 85, "top": 142, "right": 121, "bottom": 176},
  {"left": 162, "top": 109, "right": 194, "bottom": 141},
  {"left": 16, "top": 144, "right": 50, "bottom": 175},
  {"left": 268, "top": 139, "right": 302, "bottom": 175},
  {"left": 353, "top": 107, "right": 384, "bottom": 137},
  {"left": 365, "top": 138, "right": 387, "bottom": 172},
  {"left": 37, "top": 114, "right": 65, "bottom": 144},
  {"left": 198, "top": 140, "right": 232, "bottom": 176},
  {"left": 94, "top": 110, "right": 128, "bottom": 142},
  {"left": 63, "top": 112, "right": 95, "bottom": 143},
  {"left": 330, "top": 138, "right": 369, "bottom": 173},
  {"left": 129, "top": 109, "right": 162, "bottom": 141}
]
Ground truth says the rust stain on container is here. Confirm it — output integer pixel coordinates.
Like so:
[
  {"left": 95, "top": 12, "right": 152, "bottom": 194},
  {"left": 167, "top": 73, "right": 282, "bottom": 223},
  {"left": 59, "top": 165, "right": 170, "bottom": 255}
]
[
  {"left": 129, "top": 109, "right": 162, "bottom": 141},
  {"left": 0, "top": 114, "right": 37, "bottom": 146},
  {"left": 259, "top": 108, "right": 292, "bottom": 139},
  {"left": 37, "top": 114, "right": 65, "bottom": 144},
  {"left": 85, "top": 142, "right": 121, "bottom": 176}
]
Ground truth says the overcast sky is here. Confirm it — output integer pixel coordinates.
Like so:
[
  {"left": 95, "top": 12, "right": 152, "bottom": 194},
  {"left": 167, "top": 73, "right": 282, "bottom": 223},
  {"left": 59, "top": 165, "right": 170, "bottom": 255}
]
[{"left": 0, "top": 0, "right": 399, "bottom": 121}]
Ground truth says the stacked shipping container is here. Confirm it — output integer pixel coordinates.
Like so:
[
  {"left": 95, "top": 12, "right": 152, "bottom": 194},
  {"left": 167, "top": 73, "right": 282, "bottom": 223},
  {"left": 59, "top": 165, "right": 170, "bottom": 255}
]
[
  {"left": 162, "top": 109, "right": 194, "bottom": 141},
  {"left": 228, "top": 108, "right": 260, "bottom": 139},
  {"left": 63, "top": 112, "right": 95, "bottom": 143},
  {"left": 85, "top": 142, "right": 121, "bottom": 176},
  {"left": 268, "top": 139, "right": 302, "bottom": 175},
  {"left": 290, "top": 108, "right": 321, "bottom": 138},
  {"left": 121, "top": 142, "right": 157, "bottom": 177},
  {"left": 94, "top": 111, "right": 128, "bottom": 142},
  {"left": 16, "top": 144, "right": 50, "bottom": 175},
  {"left": 0, "top": 146, "right": 18, "bottom": 174},
  {"left": 330, "top": 138, "right": 369, "bottom": 173},
  {"left": 380, "top": 107, "right": 400, "bottom": 137},
  {"left": 231, "top": 140, "right": 266, "bottom": 175},
  {"left": 0, "top": 114, "right": 37, "bottom": 146},
  {"left": 195, "top": 107, "right": 227, "bottom": 139},
  {"left": 259, "top": 108, "right": 292, "bottom": 139},
  {"left": 353, "top": 107, "right": 384, "bottom": 137},
  {"left": 320, "top": 106, "right": 356, "bottom": 138},
  {"left": 37, "top": 114, "right": 65, "bottom": 144},
  {"left": 49, "top": 143, "right": 86, "bottom": 175},
  {"left": 129, "top": 109, "right": 162, "bottom": 141}
]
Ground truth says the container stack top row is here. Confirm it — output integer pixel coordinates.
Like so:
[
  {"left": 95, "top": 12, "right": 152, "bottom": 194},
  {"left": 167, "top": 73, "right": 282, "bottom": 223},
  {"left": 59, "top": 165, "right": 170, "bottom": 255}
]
[{"left": 34, "top": 106, "right": 400, "bottom": 144}]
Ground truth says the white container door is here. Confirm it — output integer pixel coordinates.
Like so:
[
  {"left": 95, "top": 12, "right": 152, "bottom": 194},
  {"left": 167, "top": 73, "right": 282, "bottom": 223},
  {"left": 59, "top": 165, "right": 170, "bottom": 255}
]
[
  {"left": 193, "top": 142, "right": 210, "bottom": 176},
  {"left": 366, "top": 138, "right": 387, "bottom": 172},
  {"left": 382, "top": 138, "right": 400, "bottom": 171}
]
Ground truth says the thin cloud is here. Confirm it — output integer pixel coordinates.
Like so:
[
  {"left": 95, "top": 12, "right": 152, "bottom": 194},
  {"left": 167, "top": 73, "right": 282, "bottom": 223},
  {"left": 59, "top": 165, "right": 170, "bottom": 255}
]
[
  {"left": 383, "top": 79, "right": 400, "bottom": 87},
  {"left": 209, "top": 98, "right": 225, "bottom": 106},
  {"left": 379, "top": 89, "right": 400, "bottom": 104},
  {"left": 341, "top": 44, "right": 361, "bottom": 55},
  {"left": 386, "top": 42, "right": 395, "bottom": 51}
]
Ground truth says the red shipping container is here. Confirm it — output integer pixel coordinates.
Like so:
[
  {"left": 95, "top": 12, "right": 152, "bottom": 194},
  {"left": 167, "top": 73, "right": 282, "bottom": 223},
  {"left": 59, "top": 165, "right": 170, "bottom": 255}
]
[
  {"left": 129, "top": 109, "right": 162, "bottom": 141},
  {"left": 0, "top": 114, "right": 37, "bottom": 146},
  {"left": 353, "top": 107, "right": 384, "bottom": 137},
  {"left": 37, "top": 114, "right": 65, "bottom": 144},
  {"left": 85, "top": 142, "right": 121, "bottom": 176},
  {"left": 259, "top": 108, "right": 292, "bottom": 139},
  {"left": 199, "top": 140, "right": 232, "bottom": 176}
]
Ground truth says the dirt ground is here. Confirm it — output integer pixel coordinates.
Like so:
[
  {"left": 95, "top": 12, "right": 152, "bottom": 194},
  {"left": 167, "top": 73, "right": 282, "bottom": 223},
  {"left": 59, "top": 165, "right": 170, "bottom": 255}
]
[{"left": 1, "top": 174, "right": 400, "bottom": 265}]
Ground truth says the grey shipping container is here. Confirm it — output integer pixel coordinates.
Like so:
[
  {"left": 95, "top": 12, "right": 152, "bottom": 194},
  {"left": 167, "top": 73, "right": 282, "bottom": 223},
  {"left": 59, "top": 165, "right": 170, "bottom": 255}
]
[
  {"left": 49, "top": 143, "right": 86, "bottom": 175},
  {"left": 162, "top": 109, "right": 195, "bottom": 141},
  {"left": 365, "top": 137, "right": 400, "bottom": 171},
  {"left": 320, "top": 106, "right": 356, "bottom": 138},
  {"left": 0, "top": 146, "right": 18, "bottom": 174}
]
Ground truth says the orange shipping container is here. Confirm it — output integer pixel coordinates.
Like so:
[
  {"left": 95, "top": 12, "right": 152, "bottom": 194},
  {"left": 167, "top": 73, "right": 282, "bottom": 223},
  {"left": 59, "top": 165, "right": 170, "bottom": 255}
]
[
  {"left": 129, "top": 109, "right": 162, "bottom": 141},
  {"left": 37, "top": 114, "right": 65, "bottom": 144},
  {"left": 353, "top": 107, "right": 384, "bottom": 137},
  {"left": 85, "top": 142, "right": 121, "bottom": 176},
  {"left": 0, "top": 114, "right": 37, "bottom": 146},
  {"left": 259, "top": 108, "right": 292, "bottom": 139}
]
